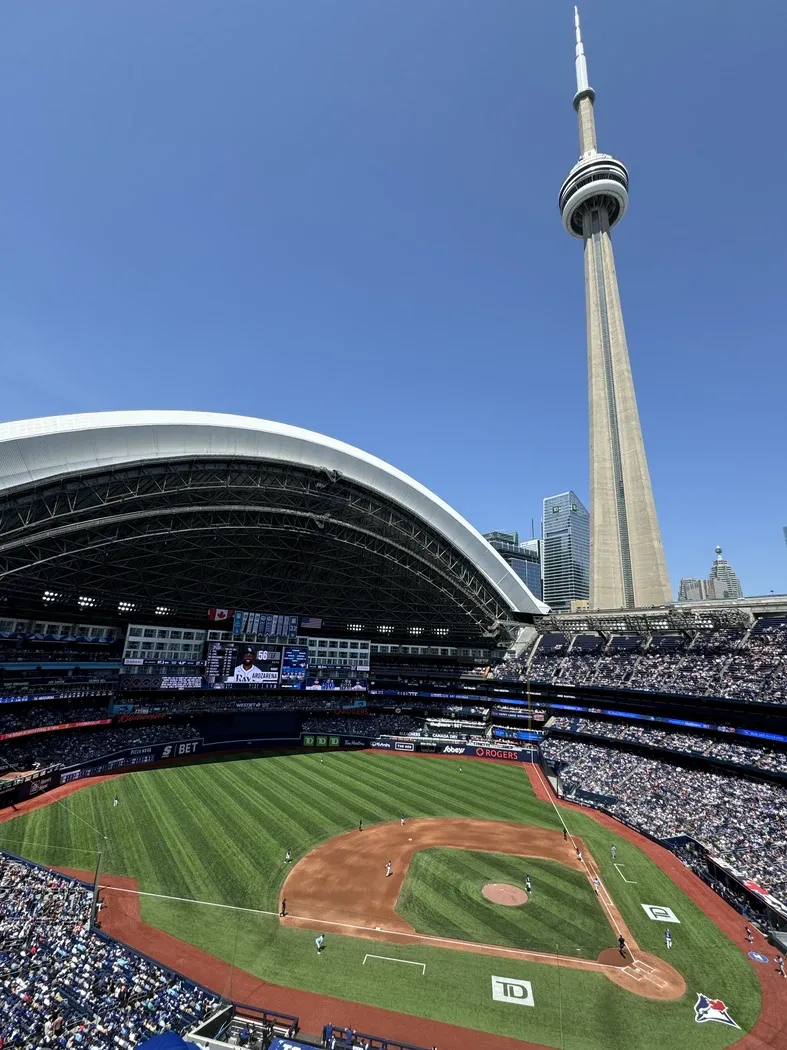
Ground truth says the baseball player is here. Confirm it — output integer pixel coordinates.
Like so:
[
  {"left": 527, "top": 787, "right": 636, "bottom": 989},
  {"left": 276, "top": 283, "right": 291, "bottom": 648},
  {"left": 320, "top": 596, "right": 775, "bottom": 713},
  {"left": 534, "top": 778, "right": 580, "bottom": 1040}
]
[
  {"left": 611, "top": 844, "right": 616, "bottom": 859},
  {"left": 285, "top": 848, "right": 291, "bottom": 863},
  {"left": 113, "top": 796, "right": 118, "bottom": 807},
  {"left": 400, "top": 815, "right": 405, "bottom": 826},
  {"left": 315, "top": 934, "right": 325, "bottom": 954},
  {"left": 745, "top": 925, "right": 754, "bottom": 943},
  {"left": 593, "top": 877, "right": 600, "bottom": 894},
  {"left": 280, "top": 898, "right": 286, "bottom": 918},
  {"left": 618, "top": 934, "right": 627, "bottom": 958},
  {"left": 231, "top": 649, "right": 266, "bottom": 682},
  {"left": 664, "top": 927, "right": 672, "bottom": 949},
  {"left": 385, "top": 860, "right": 392, "bottom": 878},
  {"left": 777, "top": 954, "right": 785, "bottom": 977},
  {"left": 525, "top": 875, "right": 532, "bottom": 893},
  {"left": 577, "top": 849, "right": 583, "bottom": 862},
  {"left": 359, "top": 820, "right": 363, "bottom": 832},
  {"left": 563, "top": 828, "right": 568, "bottom": 842}
]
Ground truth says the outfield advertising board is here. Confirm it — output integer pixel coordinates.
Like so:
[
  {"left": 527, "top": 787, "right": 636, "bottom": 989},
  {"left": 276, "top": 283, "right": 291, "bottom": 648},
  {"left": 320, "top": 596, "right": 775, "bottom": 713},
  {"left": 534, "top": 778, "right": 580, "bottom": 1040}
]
[
  {"left": 440, "top": 743, "right": 535, "bottom": 762},
  {"left": 296, "top": 736, "right": 535, "bottom": 761}
]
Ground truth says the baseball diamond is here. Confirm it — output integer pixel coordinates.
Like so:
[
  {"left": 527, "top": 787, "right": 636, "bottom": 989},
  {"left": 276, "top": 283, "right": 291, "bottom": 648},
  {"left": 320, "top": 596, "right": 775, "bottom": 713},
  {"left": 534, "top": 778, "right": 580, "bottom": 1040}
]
[{"left": 0, "top": 749, "right": 768, "bottom": 1049}]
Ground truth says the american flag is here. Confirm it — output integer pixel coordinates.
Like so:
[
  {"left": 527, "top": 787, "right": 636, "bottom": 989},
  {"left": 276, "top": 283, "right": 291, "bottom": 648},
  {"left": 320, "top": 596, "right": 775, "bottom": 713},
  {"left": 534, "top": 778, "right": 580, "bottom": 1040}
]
[{"left": 300, "top": 616, "right": 323, "bottom": 630}]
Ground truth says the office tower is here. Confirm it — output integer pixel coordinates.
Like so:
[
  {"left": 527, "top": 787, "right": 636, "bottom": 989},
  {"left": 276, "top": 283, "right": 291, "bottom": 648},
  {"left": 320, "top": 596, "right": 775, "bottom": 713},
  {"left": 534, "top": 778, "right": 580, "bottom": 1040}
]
[
  {"left": 678, "top": 578, "right": 708, "bottom": 602},
  {"left": 541, "top": 492, "right": 590, "bottom": 610},
  {"left": 484, "top": 531, "right": 542, "bottom": 600},
  {"left": 678, "top": 547, "right": 743, "bottom": 602},
  {"left": 558, "top": 9, "right": 671, "bottom": 610},
  {"left": 706, "top": 546, "right": 743, "bottom": 600}
]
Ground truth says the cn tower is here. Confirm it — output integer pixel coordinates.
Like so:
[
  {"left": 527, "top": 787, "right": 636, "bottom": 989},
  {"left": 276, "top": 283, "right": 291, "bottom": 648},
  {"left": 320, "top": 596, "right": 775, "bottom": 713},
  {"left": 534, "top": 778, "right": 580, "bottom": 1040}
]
[{"left": 559, "top": 8, "right": 671, "bottom": 610}]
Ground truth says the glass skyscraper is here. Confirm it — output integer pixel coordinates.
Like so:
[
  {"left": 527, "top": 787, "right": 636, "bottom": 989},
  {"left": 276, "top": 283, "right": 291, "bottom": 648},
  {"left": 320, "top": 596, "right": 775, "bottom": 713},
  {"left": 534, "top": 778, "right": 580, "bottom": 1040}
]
[
  {"left": 541, "top": 492, "right": 590, "bottom": 610},
  {"left": 484, "top": 531, "right": 542, "bottom": 600}
]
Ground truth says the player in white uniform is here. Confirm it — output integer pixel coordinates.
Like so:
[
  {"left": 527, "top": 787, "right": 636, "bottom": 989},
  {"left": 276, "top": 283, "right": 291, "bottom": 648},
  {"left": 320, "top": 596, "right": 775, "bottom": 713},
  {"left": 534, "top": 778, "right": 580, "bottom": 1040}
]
[
  {"left": 385, "top": 861, "right": 392, "bottom": 877},
  {"left": 232, "top": 650, "right": 266, "bottom": 682},
  {"left": 611, "top": 844, "right": 616, "bottom": 859},
  {"left": 664, "top": 928, "right": 672, "bottom": 949}
]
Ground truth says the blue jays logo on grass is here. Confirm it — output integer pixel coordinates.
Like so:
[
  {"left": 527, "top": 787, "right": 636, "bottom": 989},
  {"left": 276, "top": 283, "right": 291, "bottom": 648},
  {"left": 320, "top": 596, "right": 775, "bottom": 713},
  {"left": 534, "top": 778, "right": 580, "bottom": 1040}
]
[{"left": 694, "top": 993, "right": 740, "bottom": 1028}]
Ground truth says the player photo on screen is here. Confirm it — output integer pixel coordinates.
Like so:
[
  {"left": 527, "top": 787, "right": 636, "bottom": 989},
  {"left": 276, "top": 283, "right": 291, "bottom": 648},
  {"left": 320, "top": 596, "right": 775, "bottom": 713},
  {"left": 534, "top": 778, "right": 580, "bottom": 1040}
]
[{"left": 229, "top": 647, "right": 281, "bottom": 684}]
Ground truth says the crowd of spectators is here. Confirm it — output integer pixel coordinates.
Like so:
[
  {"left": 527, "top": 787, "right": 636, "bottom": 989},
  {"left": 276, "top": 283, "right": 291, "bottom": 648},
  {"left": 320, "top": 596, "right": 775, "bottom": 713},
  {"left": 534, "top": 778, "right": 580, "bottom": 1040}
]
[
  {"left": 0, "top": 704, "right": 109, "bottom": 735},
  {"left": 0, "top": 855, "right": 218, "bottom": 1047},
  {"left": 0, "top": 723, "right": 198, "bottom": 776},
  {"left": 520, "top": 617, "right": 787, "bottom": 703},
  {"left": 540, "top": 736, "right": 787, "bottom": 900},
  {"left": 550, "top": 716, "right": 787, "bottom": 773},
  {"left": 301, "top": 715, "right": 423, "bottom": 738}
]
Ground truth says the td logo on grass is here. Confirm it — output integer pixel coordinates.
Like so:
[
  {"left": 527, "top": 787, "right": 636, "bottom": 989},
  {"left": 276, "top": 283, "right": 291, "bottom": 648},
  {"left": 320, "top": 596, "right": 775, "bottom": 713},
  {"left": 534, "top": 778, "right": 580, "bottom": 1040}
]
[{"left": 491, "top": 976, "right": 534, "bottom": 1006}]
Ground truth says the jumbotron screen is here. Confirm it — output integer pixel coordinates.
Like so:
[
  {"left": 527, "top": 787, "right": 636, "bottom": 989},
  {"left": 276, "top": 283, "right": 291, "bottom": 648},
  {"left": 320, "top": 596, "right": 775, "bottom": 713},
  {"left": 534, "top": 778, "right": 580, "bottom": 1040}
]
[{"left": 205, "top": 641, "right": 282, "bottom": 687}]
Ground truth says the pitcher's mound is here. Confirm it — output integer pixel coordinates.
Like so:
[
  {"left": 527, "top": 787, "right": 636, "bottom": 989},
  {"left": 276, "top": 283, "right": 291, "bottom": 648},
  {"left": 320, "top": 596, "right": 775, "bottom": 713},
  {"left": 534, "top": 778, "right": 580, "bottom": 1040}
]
[{"left": 482, "top": 883, "right": 528, "bottom": 906}]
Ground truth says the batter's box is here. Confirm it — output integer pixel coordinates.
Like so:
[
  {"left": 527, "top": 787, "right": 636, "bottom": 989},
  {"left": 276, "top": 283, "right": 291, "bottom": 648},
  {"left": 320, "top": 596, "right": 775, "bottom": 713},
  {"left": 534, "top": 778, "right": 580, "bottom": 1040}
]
[
  {"left": 641, "top": 904, "right": 680, "bottom": 923},
  {"left": 491, "top": 976, "right": 534, "bottom": 1006}
]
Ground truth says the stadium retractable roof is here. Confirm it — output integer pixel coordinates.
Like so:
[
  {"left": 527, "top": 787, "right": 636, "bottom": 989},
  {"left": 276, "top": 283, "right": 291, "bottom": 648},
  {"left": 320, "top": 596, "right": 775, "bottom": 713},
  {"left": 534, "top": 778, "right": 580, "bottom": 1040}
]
[{"left": 0, "top": 412, "right": 547, "bottom": 633}]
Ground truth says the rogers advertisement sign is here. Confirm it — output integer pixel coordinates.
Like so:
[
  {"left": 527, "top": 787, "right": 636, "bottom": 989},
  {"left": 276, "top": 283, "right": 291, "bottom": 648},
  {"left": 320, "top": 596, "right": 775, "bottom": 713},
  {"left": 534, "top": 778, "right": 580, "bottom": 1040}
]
[
  {"left": 475, "top": 746, "right": 521, "bottom": 761},
  {"left": 437, "top": 744, "right": 531, "bottom": 762}
]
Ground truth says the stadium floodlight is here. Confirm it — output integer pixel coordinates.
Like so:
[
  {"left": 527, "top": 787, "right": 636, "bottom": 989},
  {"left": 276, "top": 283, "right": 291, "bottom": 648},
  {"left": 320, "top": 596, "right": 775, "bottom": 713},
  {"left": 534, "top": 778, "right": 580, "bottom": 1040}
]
[
  {"left": 155, "top": 606, "right": 172, "bottom": 616},
  {"left": 347, "top": 623, "right": 364, "bottom": 631},
  {"left": 118, "top": 601, "right": 136, "bottom": 612},
  {"left": 42, "top": 590, "right": 61, "bottom": 603},
  {"left": 435, "top": 628, "right": 450, "bottom": 637},
  {"left": 408, "top": 627, "right": 424, "bottom": 635},
  {"left": 78, "top": 595, "right": 96, "bottom": 608},
  {"left": 377, "top": 625, "right": 394, "bottom": 633}
]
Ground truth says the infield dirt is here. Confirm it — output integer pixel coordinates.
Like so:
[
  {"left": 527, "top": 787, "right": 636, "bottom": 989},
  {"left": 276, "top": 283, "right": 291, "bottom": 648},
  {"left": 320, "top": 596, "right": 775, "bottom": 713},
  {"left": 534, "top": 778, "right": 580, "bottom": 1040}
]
[{"left": 281, "top": 816, "right": 684, "bottom": 1000}]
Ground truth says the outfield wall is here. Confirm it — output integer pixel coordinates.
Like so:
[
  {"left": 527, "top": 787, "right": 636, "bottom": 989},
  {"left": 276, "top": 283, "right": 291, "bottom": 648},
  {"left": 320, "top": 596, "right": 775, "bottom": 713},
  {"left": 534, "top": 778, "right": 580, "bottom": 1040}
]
[
  {"left": 0, "top": 731, "right": 538, "bottom": 811},
  {"left": 302, "top": 733, "right": 538, "bottom": 762}
]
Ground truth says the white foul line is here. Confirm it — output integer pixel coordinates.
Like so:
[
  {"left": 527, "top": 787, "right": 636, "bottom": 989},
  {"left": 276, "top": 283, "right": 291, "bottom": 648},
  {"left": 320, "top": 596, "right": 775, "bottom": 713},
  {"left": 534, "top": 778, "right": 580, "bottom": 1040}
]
[
  {"left": 99, "top": 884, "right": 279, "bottom": 917},
  {"left": 98, "top": 883, "right": 619, "bottom": 972},
  {"left": 614, "top": 863, "right": 637, "bottom": 884},
  {"left": 529, "top": 762, "right": 625, "bottom": 940},
  {"left": 363, "top": 954, "right": 425, "bottom": 974}
]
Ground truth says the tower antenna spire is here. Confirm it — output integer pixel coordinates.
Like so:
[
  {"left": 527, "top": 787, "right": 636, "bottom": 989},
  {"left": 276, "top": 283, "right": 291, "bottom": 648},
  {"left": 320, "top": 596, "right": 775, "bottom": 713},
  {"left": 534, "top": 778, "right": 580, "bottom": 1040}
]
[
  {"left": 571, "top": 8, "right": 596, "bottom": 152},
  {"left": 574, "top": 6, "right": 591, "bottom": 97}
]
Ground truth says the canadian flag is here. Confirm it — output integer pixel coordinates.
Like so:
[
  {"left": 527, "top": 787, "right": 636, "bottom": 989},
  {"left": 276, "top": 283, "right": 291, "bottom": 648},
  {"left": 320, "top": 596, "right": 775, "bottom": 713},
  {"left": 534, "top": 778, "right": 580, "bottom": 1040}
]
[{"left": 208, "top": 608, "right": 233, "bottom": 621}]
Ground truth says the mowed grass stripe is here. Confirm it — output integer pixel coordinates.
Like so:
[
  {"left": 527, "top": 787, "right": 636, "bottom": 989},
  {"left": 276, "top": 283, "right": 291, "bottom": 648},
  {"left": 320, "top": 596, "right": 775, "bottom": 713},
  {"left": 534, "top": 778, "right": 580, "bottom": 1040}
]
[
  {"left": 396, "top": 849, "right": 612, "bottom": 957},
  {"left": 0, "top": 752, "right": 763, "bottom": 1050}
]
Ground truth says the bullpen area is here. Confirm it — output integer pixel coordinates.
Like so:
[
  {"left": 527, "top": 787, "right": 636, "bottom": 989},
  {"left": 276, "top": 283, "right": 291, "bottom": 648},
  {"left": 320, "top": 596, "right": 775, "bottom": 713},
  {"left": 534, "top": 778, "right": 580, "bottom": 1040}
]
[{"left": 0, "top": 750, "right": 763, "bottom": 1049}]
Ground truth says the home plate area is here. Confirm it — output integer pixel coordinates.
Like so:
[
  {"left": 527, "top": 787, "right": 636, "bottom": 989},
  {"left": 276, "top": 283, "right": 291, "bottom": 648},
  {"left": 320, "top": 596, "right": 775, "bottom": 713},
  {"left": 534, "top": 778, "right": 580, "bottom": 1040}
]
[{"left": 280, "top": 817, "right": 685, "bottom": 1000}]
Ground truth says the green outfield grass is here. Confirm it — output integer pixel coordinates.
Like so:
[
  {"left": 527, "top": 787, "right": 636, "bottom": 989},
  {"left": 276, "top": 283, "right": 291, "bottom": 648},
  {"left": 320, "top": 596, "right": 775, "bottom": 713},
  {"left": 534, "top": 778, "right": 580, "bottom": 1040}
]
[
  {"left": 396, "top": 848, "right": 611, "bottom": 956},
  {"left": 0, "top": 751, "right": 762, "bottom": 1050}
]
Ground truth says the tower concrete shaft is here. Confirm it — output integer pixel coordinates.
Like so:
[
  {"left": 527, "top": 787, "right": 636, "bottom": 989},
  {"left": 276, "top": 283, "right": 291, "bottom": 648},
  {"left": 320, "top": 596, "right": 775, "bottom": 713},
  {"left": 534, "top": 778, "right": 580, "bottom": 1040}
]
[{"left": 559, "top": 8, "right": 671, "bottom": 610}]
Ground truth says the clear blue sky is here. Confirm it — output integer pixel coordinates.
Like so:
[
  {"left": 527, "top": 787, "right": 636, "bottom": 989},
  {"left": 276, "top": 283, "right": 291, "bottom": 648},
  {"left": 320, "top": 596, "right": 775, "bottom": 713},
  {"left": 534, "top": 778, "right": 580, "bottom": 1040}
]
[{"left": 1, "top": 0, "right": 784, "bottom": 598}]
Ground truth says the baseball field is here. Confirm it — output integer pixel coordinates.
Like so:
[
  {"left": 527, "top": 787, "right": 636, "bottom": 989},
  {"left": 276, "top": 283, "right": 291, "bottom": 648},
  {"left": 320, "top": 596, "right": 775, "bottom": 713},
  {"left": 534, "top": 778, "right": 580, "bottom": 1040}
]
[{"left": 0, "top": 750, "right": 765, "bottom": 1049}]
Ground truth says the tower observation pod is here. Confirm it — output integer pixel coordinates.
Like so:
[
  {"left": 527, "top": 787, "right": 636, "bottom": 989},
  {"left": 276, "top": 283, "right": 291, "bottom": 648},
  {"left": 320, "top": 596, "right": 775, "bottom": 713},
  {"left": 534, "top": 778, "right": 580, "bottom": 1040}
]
[{"left": 558, "top": 8, "right": 671, "bottom": 610}]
